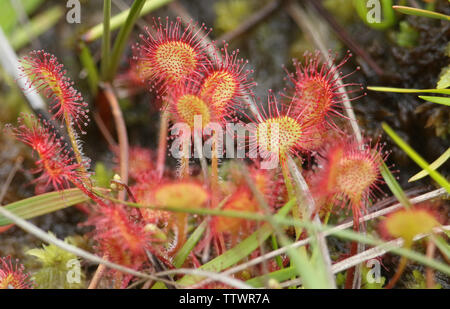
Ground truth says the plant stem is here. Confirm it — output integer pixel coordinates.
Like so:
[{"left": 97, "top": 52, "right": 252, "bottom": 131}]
[
  {"left": 344, "top": 219, "right": 360, "bottom": 289},
  {"left": 102, "top": 83, "right": 129, "bottom": 191},
  {"left": 179, "top": 137, "right": 190, "bottom": 179},
  {"left": 88, "top": 259, "right": 107, "bottom": 289},
  {"left": 89, "top": 84, "right": 129, "bottom": 288},
  {"left": 385, "top": 255, "right": 408, "bottom": 289},
  {"left": 426, "top": 240, "right": 436, "bottom": 289},
  {"left": 168, "top": 213, "right": 188, "bottom": 256},
  {"left": 156, "top": 108, "right": 169, "bottom": 179},
  {"left": 323, "top": 205, "right": 332, "bottom": 225},
  {"left": 281, "top": 160, "right": 300, "bottom": 238},
  {"left": 64, "top": 112, "right": 87, "bottom": 174},
  {"left": 211, "top": 131, "right": 219, "bottom": 204}
]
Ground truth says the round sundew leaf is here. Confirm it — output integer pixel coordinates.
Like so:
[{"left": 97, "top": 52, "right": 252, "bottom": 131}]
[
  {"left": 294, "top": 77, "right": 333, "bottom": 124},
  {"left": 382, "top": 208, "right": 440, "bottom": 246},
  {"left": 257, "top": 116, "right": 304, "bottom": 158},
  {"left": 284, "top": 51, "right": 361, "bottom": 131},
  {"left": 154, "top": 41, "right": 198, "bottom": 84},
  {"left": 336, "top": 156, "right": 378, "bottom": 203},
  {"left": 154, "top": 182, "right": 209, "bottom": 209},
  {"left": 136, "top": 17, "right": 211, "bottom": 93},
  {"left": 175, "top": 94, "right": 211, "bottom": 128},
  {"left": 201, "top": 70, "right": 237, "bottom": 110}
]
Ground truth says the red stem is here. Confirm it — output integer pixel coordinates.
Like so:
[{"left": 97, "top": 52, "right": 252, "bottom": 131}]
[{"left": 345, "top": 220, "right": 360, "bottom": 289}]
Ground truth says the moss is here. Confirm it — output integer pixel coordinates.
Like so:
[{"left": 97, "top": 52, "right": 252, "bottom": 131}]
[{"left": 26, "top": 233, "right": 85, "bottom": 289}]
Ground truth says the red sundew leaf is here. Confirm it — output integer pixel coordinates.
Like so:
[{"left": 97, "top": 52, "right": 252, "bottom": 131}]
[
  {"left": 283, "top": 50, "right": 363, "bottom": 131},
  {"left": 134, "top": 17, "right": 211, "bottom": 96},
  {"left": 312, "top": 136, "right": 388, "bottom": 226},
  {"left": 19, "top": 50, "right": 90, "bottom": 133},
  {"left": 6, "top": 114, "right": 82, "bottom": 192},
  {"left": 200, "top": 44, "right": 255, "bottom": 115}
]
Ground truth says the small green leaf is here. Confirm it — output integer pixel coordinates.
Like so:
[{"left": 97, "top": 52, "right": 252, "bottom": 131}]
[
  {"left": 418, "top": 96, "right": 450, "bottom": 106},
  {"left": 409, "top": 148, "right": 450, "bottom": 182},
  {"left": 0, "top": 189, "right": 90, "bottom": 226},
  {"left": 392, "top": 5, "right": 450, "bottom": 21}
]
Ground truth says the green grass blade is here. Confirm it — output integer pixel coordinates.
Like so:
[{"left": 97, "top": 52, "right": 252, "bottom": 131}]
[
  {"left": 271, "top": 234, "right": 284, "bottom": 269},
  {"left": 418, "top": 95, "right": 450, "bottom": 106},
  {"left": 106, "top": 0, "right": 146, "bottom": 81},
  {"left": 82, "top": 0, "right": 173, "bottom": 42},
  {"left": 409, "top": 148, "right": 450, "bottom": 182},
  {"left": 368, "top": 86, "right": 450, "bottom": 95},
  {"left": 176, "top": 199, "right": 296, "bottom": 287},
  {"left": 382, "top": 123, "right": 450, "bottom": 193},
  {"left": 246, "top": 266, "right": 296, "bottom": 287},
  {"left": 432, "top": 235, "right": 450, "bottom": 259},
  {"left": 79, "top": 42, "right": 100, "bottom": 95},
  {"left": 173, "top": 221, "right": 207, "bottom": 268},
  {"left": 0, "top": 189, "right": 90, "bottom": 226},
  {"left": 380, "top": 161, "right": 411, "bottom": 208},
  {"left": 152, "top": 220, "right": 207, "bottom": 289},
  {"left": 392, "top": 5, "right": 450, "bottom": 21}
]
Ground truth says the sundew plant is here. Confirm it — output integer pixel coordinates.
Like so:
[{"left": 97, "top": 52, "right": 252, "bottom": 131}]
[{"left": 0, "top": 0, "right": 448, "bottom": 291}]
